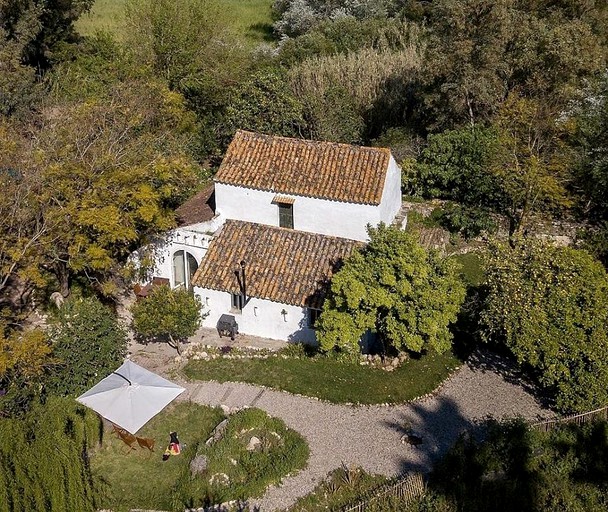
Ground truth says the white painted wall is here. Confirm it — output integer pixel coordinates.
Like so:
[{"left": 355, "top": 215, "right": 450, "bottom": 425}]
[
  {"left": 138, "top": 227, "right": 214, "bottom": 288},
  {"left": 217, "top": 183, "right": 381, "bottom": 241},
  {"left": 378, "top": 156, "right": 402, "bottom": 225},
  {"left": 195, "top": 287, "right": 318, "bottom": 344}
]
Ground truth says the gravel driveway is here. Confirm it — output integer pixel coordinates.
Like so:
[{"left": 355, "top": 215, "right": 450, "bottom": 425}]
[{"left": 178, "top": 350, "right": 553, "bottom": 511}]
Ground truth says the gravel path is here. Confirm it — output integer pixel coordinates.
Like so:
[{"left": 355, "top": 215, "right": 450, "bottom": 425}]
[{"left": 178, "top": 350, "right": 553, "bottom": 511}]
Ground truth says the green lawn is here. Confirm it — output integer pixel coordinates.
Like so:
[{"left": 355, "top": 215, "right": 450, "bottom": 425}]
[
  {"left": 90, "top": 402, "right": 224, "bottom": 511},
  {"left": 184, "top": 350, "right": 462, "bottom": 404},
  {"left": 76, "top": 0, "right": 275, "bottom": 44},
  {"left": 90, "top": 402, "right": 309, "bottom": 511}
]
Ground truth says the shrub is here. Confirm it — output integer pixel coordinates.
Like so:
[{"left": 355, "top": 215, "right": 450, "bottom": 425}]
[
  {"left": 47, "top": 296, "right": 127, "bottom": 396},
  {"left": 437, "top": 203, "right": 497, "bottom": 239},
  {"left": 481, "top": 240, "right": 608, "bottom": 413}
]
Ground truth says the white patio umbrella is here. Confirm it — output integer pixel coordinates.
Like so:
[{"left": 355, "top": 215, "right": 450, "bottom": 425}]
[{"left": 76, "top": 360, "right": 185, "bottom": 434}]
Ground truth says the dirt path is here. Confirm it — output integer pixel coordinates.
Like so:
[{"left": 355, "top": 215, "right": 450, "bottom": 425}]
[{"left": 161, "top": 350, "right": 552, "bottom": 511}]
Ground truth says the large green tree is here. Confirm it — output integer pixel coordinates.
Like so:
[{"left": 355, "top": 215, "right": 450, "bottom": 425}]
[
  {"left": 1, "top": 0, "right": 94, "bottom": 72},
  {"left": 480, "top": 240, "right": 608, "bottom": 413},
  {"left": 419, "top": 0, "right": 606, "bottom": 130},
  {"left": 0, "top": 80, "right": 201, "bottom": 304},
  {"left": 491, "top": 95, "right": 573, "bottom": 235},
  {"left": 47, "top": 296, "right": 127, "bottom": 396},
  {"left": 317, "top": 224, "right": 466, "bottom": 355}
]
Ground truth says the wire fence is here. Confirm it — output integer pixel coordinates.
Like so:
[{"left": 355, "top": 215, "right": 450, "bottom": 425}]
[
  {"left": 531, "top": 405, "right": 608, "bottom": 432},
  {"left": 341, "top": 472, "right": 425, "bottom": 512}
]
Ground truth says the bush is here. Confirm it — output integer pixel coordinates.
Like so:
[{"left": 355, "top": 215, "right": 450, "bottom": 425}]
[
  {"left": 47, "top": 297, "right": 127, "bottom": 396},
  {"left": 428, "top": 419, "right": 608, "bottom": 512},
  {"left": 437, "top": 203, "right": 497, "bottom": 239},
  {"left": 131, "top": 285, "right": 203, "bottom": 354},
  {"left": 481, "top": 240, "right": 608, "bottom": 413}
]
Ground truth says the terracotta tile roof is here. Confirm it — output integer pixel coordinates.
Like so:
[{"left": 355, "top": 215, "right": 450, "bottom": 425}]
[
  {"left": 192, "top": 220, "right": 361, "bottom": 308},
  {"left": 215, "top": 130, "right": 391, "bottom": 205},
  {"left": 175, "top": 184, "right": 215, "bottom": 227}
]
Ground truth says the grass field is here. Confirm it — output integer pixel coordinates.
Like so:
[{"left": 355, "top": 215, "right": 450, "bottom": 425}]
[
  {"left": 76, "top": 0, "right": 275, "bottom": 44},
  {"left": 91, "top": 402, "right": 224, "bottom": 511},
  {"left": 184, "top": 350, "right": 462, "bottom": 404},
  {"left": 91, "top": 402, "right": 308, "bottom": 510}
]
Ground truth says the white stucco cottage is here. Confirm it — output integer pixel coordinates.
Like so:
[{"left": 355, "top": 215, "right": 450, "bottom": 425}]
[{"left": 143, "top": 130, "right": 403, "bottom": 343}]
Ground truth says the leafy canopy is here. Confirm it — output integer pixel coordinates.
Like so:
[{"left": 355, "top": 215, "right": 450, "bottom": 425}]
[
  {"left": 480, "top": 240, "right": 608, "bottom": 413},
  {"left": 131, "top": 285, "right": 204, "bottom": 353},
  {"left": 317, "top": 224, "right": 466, "bottom": 355},
  {"left": 47, "top": 297, "right": 127, "bottom": 396}
]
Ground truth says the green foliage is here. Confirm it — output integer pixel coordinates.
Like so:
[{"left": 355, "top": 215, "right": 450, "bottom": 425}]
[
  {"left": 571, "top": 72, "right": 608, "bottom": 229},
  {"left": 427, "top": 418, "right": 608, "bottom": 512},
  {"left": 317, "top": 224, "right": 466, "bottom": 355},
  {"left": 91, "top": 402, "right": 224, "bottom": 511},
  {"left": 278, "top": 17, "right": 422, "bottom": 65},
  {"left": 0, "top": 326, "right": 53, "bottom": 415},
  {"left": 290, "top": 46, "right": 420, "bottom": 141},
  {"left": 480, "top": 240, "right": 608, "bottom": 413},
  {"left": 48, "top": 296, "right": 127, "bottom": 396},
  {"left": 419, "top": 0, "right": 606, "bottom": 130},
  {"left": 1, "top": 0, "right": 94, "bottom": 72},
  {"left": 0, "top": 80, "right": 201, "bottom": 301},
  {"left": 184, "top": 348, "right": 460, "bottom": 404},
  {"left": 410, "top": 126, "right": 501, "bottom": 206},
  {"left": 130, "top": 285, "right": 203, "bottom": 353},
  {"left": 437, "top": 203, "right": 497, "bottom": 240},
  {"left": 288, "top": 466, "right": 385, "bottom": 512},
  {"left": 223, "top": 69, "right": 305, "bottom": 142},
  {"left": 273, "top": 0, "right": 391, "bottom": 39},
  {"left": 0, "top": 397, "right": 102, "bottom": 512},
  {"left": 491, "top": 95, "right": 573, "bottom": 234},
  {"left": 172, "top": 408, "right": 309, "bottom": 508}
]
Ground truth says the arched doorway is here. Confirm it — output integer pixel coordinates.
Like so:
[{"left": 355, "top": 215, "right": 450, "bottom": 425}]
[{"left": 172, "top": 250, "right": 198, "bottom": 290}]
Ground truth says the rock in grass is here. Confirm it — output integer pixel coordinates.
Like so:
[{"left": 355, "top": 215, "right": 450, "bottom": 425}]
[
  {"left": 246, "top": 436, "right": 261, "bottom": 451},
  {"left": 190, "top": 455, "right": 208, "bottom": 475},
  {"left": 205, "top": 418, "right": 229, "bottom": 446}
]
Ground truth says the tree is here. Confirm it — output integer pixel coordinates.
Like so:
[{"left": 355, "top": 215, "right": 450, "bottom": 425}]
[
  {"left": 130, "top": 285, "right": 203, "bottom": 354},
  {"left": 480, "top": 240, "right": 608, "bottom": 413},
  {"left": 47, "top": 297, "right": 127, "bottom": 396},
  {"left": 491, "top": 95, "right": 573, "bottom": 235},
  {"left": 223, "top": 69, "right": 305, "bottom": 143},
  {"left": 317, "top": 224, "right": 466, "bottom": 355},
  {"left": 1, "top": 0, "right": 94, "bottom": 72},
  {"left": 125, "top": 0, "right": 246, "bottom": 92},
  {"left": 0, "top": 80, "right": 202, "bottom": 304},
  {"left": 0, "top": 397, "right": 101, "bottom": 511},
  {"left": 410, "top": 126, "right": 501, "bottom": 204},
  {"left": 0, "top": 326, "right": 53, "bottom": 415},
  {"left": 418, "top": 0, "right": 605, "bottom": 131}
]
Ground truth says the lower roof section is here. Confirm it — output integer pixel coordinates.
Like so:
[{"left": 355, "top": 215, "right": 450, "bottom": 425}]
[{"left": 191, "top": 220, "right": 361, "bottom": 309}]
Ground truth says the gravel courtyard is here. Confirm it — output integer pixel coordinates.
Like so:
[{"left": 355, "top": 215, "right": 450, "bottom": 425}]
[{"left": 167, "top": 350, "right": 553, "bottom": 511}]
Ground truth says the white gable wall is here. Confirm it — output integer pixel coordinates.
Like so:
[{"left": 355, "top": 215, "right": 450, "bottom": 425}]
[
  {"left": 378, "top": 156, "right": 402, "bottom": 224},
  {"left": 216, "top": 182, "right": 382, "bottom": 242},
  {"left": 195, "top": 287, "right": 317, "bottom": 344}
]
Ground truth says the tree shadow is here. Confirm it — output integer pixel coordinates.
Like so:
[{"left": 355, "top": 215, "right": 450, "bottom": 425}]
[
  {"left": 381, "top": 396, "right": 485, "bottom": 476},
  {"left": 466, "top": 349, "right": 553, "bottom": 410}
]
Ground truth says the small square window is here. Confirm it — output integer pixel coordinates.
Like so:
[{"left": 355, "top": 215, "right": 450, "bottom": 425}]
[
  {"left": 307, "top": 308, "right": 321, "bottom": 329},
  {"left": 278, "top": 203, "right": 294, "bottom": 229},
  {"left": 231, "top": 293, "right": 244, "bottom": 312}
]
